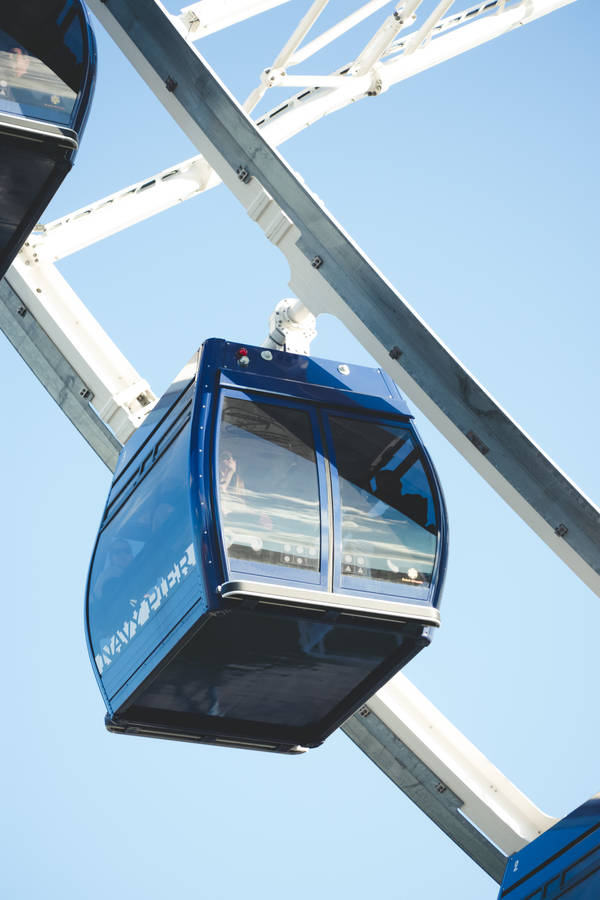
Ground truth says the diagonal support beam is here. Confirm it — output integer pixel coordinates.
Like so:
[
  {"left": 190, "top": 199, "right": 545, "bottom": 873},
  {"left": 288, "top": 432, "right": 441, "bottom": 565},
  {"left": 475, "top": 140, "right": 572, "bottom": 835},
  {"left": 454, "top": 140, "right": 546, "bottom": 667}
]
[
  {"left": 0, "top": 275, "right": 122, "bottom": 470},
  {"left": 3, "top": 252, "right": 157, "bottom": 452},
  {"left": 343, "top": 674, "right": 556, "bottom": 882}
]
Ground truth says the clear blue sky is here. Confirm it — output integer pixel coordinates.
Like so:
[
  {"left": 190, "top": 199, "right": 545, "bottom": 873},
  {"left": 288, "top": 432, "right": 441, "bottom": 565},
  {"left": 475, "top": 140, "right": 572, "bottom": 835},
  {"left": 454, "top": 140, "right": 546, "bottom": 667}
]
[{"left": 1, "top": 2, "right": 599, "bottom": 898}]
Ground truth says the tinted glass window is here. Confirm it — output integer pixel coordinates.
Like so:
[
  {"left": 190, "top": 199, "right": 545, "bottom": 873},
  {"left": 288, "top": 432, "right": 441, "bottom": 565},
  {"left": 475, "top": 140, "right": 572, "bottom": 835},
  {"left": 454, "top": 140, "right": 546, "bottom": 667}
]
[
  {"left": 218, "top": 396, "right": 320, "bottom": 572},
  {"left": 0, "top": 1, "right": 86, "bottom": 126},
  {"left": 128, "top": 609, "right": 408, "bottom": 732},
  {"left": 329, "top": 417, "right": 438, "bottom": 587},
  {"left": 60, "top": 5, "right": 85, "bottom": 72},
  {"left": 89, "top": 425, "right": 196, "bottom": 678}
]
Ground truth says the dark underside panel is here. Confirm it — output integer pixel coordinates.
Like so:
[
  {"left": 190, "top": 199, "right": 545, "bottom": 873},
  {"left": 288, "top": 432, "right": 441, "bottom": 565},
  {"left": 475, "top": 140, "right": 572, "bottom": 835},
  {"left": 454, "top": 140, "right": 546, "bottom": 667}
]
[
  {"left": 115, "top": 605, "right": 428, "bottom": 750},
  {"left": 0, "top": 129, "right": 72, "bottom": 278}
]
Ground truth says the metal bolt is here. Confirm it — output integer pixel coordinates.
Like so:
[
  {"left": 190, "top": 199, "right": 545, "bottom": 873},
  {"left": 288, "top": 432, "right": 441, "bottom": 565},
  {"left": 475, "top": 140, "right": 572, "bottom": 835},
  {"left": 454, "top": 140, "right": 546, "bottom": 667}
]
[
  {"left": 312, "top": 255, "right": 323, "bottom": 269},
  {"left": 165, "top": 75, "right": 177, "bottom": 92},
  {"left": 467, "top": 430, "right": 490, "bottom": 456},
  {"left": 555, "top": 523, "right": 569, "bottom": 538},
  {"left": 17, "top": 306, "right": 27, "bottom": 318},
  {"left": 237, "top": 165, "right": 251, "bottom": 183},
  {"left": 389, "top": 345, "right": 403, "bottom": 360}
]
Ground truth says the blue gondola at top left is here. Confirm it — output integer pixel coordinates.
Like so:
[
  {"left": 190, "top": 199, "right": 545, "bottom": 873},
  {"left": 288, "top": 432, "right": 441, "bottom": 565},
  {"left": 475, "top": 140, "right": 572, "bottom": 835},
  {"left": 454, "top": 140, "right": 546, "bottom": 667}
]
[
  {"left": 0, "top": 0, "right": 97, "bottom": 279},
  {"left": 86, "top": 339, "right": 449, "bottom": 754}
]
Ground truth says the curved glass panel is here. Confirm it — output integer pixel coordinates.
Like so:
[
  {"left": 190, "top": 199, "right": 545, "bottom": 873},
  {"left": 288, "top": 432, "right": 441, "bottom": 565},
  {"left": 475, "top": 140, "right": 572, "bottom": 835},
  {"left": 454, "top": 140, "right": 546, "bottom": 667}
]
[
  {"left": 0, "top": 1, "right": 87, "bottom": 126},
  {"left": 329, "top": 417, "right": 438, "bottom": 588},
  {"left": 88, "top": 425, "right": 196, "bottom": 680},
  {"left": 218, "top": 396, "right": 321, "bottom": 573}
]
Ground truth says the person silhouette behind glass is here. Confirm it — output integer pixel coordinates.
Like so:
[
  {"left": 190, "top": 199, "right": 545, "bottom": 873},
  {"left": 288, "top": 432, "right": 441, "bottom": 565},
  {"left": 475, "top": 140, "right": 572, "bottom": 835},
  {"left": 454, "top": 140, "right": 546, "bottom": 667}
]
[
  {"left": 219, "top": 450, "right": 244, "bottom": 494},
  {"left": 0, "top": 41, "right": 31, "bottom": 111},
  {"left": 0, "top": 35, "right": 67, "bottom": 119},
  {"left": 219, "top": 448, "right": 274, "bottom": 559}
]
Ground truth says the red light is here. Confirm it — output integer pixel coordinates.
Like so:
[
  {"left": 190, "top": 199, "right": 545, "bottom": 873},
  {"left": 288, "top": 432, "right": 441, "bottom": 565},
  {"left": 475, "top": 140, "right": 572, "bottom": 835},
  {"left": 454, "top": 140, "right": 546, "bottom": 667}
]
[{"left": 237, "top": 347, "right": 248, "bottom": 357}]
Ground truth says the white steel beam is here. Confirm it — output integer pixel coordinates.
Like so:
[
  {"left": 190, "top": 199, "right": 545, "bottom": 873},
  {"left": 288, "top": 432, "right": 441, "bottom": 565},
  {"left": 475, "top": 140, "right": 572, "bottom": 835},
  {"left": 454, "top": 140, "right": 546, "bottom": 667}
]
[
  {"left": 350, "top": 0, "right": 422, "bottom": 76},
  {"left": 5, "top": 251, "right": 157, "bottom": 444},
  {"left": 343, "top": 675, "right": 556, "bottom": 882},
  {"left": 259, "top": 0, "right": 578, "bottom": 134},
  {"left": 379, "top": 0, "right": 578, "bottom": 89},
  {"left": 0, "top": 275, "right": 122, "bottom": 470},
  {"left": 177, "top": 0, "right": 291, "bottom": 39},
  {"left": 31, "top": 156, "right": 218, "bottom": 262},
  {"left": 288, "top": 0, "right": 391, "bottom": 67},
  {"left": 243, "top": 0, "right": 330, "bottom": 114},
  {"left": 402, "top": 0, "right": 456, "bottom": 56}
]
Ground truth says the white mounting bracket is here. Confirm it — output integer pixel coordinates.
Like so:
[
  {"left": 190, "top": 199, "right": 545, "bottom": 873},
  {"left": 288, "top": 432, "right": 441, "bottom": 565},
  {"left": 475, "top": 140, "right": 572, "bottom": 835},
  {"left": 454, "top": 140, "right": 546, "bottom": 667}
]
[{"left": 264, "top": 296, "right": 317, "bottom": 355}]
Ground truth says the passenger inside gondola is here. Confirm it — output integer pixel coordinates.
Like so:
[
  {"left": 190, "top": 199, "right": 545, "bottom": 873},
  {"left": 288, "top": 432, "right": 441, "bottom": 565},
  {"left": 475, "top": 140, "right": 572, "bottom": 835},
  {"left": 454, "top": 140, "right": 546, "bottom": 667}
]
[
  {"left": 331, "top": 417, "right": 437, "bottom": 586},
  {"left": 0, "top": 27, "right": 77, "bottom": 123},
  {"left": 0, "top": 36, "right": 30, "bottom": 111},
  {"left": 219, "top": 450, "right": 243, "bottom": 493},
  {"left": 86, "top": 340, "right": 447, "bottom": 750},
  {"left": 218, "top": 397, "right": 321, "bottom": 571}
]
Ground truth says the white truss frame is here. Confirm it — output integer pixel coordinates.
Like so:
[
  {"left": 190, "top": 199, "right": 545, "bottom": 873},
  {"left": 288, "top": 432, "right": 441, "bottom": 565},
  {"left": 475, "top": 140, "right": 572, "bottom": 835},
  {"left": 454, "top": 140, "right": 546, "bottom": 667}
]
[
  {"left": 0, "top": 0, "right": 589, "bottom": 886},
  {"left": 30, "top": 0, "right": 577, "bottom": 262}
]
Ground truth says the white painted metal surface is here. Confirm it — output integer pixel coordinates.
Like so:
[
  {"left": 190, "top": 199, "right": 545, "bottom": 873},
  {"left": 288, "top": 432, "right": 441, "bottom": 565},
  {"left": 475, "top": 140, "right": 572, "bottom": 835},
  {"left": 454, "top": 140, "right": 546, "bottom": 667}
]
[
  {"left": 361, "top": 675, "right": 556, "bottom": 851},
  {"left": 6, "top": 252, "right": 156, "bottom": 443},
  {"left": 177, "top": 0, "right": 291, "bottom": 39},
  {"left": 264, "top": 297, "right": 317, "bottom": 354},
  {"left": 342, "top": 671, "right": 559, "bottom": 882}
]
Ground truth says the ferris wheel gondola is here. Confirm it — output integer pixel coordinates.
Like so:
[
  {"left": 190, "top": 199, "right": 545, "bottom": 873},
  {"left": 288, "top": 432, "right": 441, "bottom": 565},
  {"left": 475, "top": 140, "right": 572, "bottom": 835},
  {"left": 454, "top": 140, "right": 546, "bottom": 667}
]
[
  {"left": 0, "top": 0, "right": 96, "bottom": 279},
  {"left": 86, "top": 338, "right": 448, "bottom": 753}
]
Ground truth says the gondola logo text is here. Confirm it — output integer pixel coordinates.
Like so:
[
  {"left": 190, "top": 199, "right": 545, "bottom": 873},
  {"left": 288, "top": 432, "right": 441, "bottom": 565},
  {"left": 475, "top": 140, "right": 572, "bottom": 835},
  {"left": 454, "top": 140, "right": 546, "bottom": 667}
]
[{"left": 95, "top": 543, "right": 196, "bottom": 675}]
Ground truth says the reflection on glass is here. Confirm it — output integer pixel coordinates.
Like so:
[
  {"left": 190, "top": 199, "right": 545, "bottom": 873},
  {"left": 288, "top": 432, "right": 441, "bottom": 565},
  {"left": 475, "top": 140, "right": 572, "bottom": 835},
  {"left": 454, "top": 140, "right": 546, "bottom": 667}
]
[
  {"left": 131, "top": 609, "right": 406, "bottom": 730},
  {"left": 218, "top": 397, "right": 320, "bottom": 572},
  {"left": 0, "top": 29, "right": 77, "bottom": 125},
  {"left": 89, "top": 426, "right": 195, "bottom": 676},
  {"left": 329, "top": 417, "right": 438, "bottom": 587}
]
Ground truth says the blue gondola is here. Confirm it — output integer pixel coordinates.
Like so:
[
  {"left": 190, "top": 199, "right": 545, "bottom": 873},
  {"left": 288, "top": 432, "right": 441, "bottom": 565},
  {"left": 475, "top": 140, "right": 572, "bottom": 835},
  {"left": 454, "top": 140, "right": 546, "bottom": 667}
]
[
  {"left": 86, "top": 339, "right": 448, "bottom": 753},
  {"left": 497, "top": 798, "right": 600, "bottom": 899},
  {"left": 0, "top": 1, "right": 96, "bottom": 279}
]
